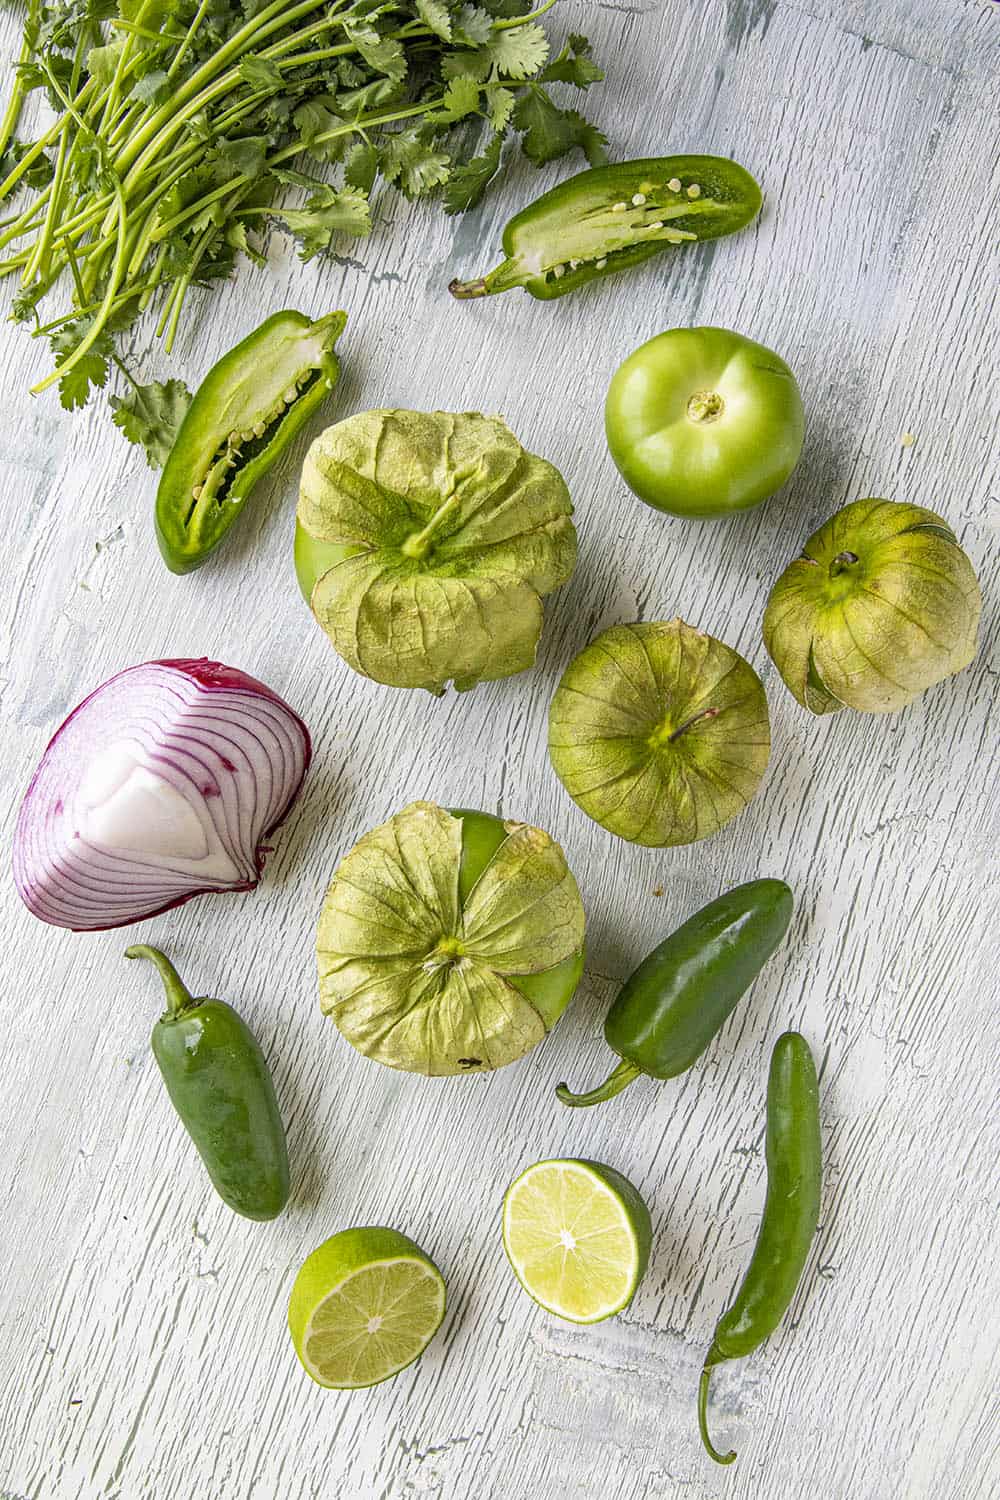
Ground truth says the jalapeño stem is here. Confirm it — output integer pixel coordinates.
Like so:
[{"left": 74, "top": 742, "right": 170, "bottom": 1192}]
[
  {"left": 555, "top": 1057, "right": 643, "bottom": 1108},
  {"left": 125, "top": 944, "right": 197, "bottom": 1018}
]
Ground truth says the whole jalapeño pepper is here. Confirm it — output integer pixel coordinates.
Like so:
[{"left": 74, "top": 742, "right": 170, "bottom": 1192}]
[
  {"left": 556, "top": 880, "right": 793, "bottom": 1107},
  {"left": 699, "top": 1031, "right": 822, "bottom": 1465},
  {"left": 449, "top": 156, "right": 761, "bottom": 301},
  {"left": 126, "top": 945, "right": 290, "bottom": 1221},
  {"left": 156, "top": 308, "right": 346, "bottom": 573}
]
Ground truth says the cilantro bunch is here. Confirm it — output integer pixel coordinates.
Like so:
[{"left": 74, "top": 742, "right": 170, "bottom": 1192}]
[{"left": 0, "top": 0, "right": 607, "bottom": 409}]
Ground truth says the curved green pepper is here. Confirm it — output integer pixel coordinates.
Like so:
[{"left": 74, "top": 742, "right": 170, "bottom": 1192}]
[
  {"left": 449, "top": 156, "right": 761, "bottom": 301},
  {"left": 699, "top": 1030, "right": 822, "bottom": 1464},
  {"left": 126, "top": 945, "right": 290, "bottom": 1221},
  {"left": 556, "top": 880, "right": 793, "bottom": 1107},
  {"left": 156, "top": 308, "right": 346, "bottom": 574}
]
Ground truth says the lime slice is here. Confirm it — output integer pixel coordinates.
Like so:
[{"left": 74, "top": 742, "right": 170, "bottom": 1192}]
[
  {"left": 502, "top": 1158, "right": 652, "bottom": 1323},
  {"left": 288, "top": 1227, "right": 446, "bottom": 1388}
]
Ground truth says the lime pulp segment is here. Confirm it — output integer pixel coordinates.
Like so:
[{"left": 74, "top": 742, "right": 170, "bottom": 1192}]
[
  {"left": 299, "top": 1255, "right": 445, "bottom": 1389},
  {"left": 502, "top": 1159, "right": 650, "bottom": 1323}
]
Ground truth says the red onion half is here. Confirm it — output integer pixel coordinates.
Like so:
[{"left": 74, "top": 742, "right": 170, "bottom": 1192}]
[{"left": 13, "top": 659, "right": 312, "bottom": 931}]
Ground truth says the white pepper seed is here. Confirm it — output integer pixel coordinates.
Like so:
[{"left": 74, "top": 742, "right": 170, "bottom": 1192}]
[
  {"left": 667, "top": 177, "right": 682, "bottom": 193},
  {"left": 650, "top": 221, "right": 664, "bottom": 230},
  {"left": 631, "top": 192, "right": 646, "bottom": 205},
  {"left": 553, "top": 264, "right": 565, "bottom": 278},
  {"left": 253, "top": 422, "right": 266, "bottom": 437},
  {"left": 191, "top": 485, "right": 203, "bottom": 500},
  {"left": 283, "top": 387, "right": 298, "bottom": 404},
  {"left": 595, "top": 257, "right": 608, "bottom": 268},
  {"left": 611, "top": 201, "right": 627, "bottom": 212},
  {"left": 687, "top": 183, "right": 701, "bottom": 199}
]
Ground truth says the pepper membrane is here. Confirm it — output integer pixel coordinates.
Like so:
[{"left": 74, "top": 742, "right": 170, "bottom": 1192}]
[
  {"left": 156, "top": 309, "right": 346, "bottom": 573},
  {"left": 449, "top": 156, "right": 761, "bottom": 300}
]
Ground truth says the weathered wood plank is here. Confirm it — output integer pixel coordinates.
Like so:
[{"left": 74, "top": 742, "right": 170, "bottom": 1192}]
[{"left": 0, "top": 0, "right": 997, "bottom": 1497}]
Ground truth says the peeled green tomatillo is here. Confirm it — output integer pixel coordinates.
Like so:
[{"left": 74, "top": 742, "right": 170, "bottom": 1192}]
[
  {"left": 764, "top": 498, "right": 982, "bottom": 714},
  {"left": 317, "top": 803, "right": 585, "bottom": 1075},
  {"left": 604, "top": 327, "right": 804, "bottom": 518}
]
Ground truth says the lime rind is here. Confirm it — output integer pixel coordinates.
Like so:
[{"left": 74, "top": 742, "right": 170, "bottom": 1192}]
[
  {"left": 502, "top": 1158, "right": 651, "bottom": 1324},
  {"left": 290, "top": 1232, "right": 446, "bottom": 1390}
]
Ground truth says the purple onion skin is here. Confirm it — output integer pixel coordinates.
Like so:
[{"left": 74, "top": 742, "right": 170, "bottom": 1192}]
[{"left": 14, "top": 658, "right": 312, "bottom": 933}]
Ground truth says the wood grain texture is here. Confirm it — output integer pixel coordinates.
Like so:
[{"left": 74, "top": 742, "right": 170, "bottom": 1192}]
[{"left": 1, "top": 1, "right": 998, "bottom": 1496}]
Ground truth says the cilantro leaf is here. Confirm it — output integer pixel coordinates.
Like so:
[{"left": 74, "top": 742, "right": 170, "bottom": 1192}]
[
  {"left": 484, "top": 83, "right": 515, "bottom": 132},
  {"left": 58, "top": 349, "right": 110, "bottom": 411},
  {"left": 415, "top": 0, "right": 451, "bottom": 38},
  {"left": 0, "top": 139, "right": 54, "bottom": 191},
  {"left": 440, "top": 49, "right": 491, "bottom": 84},
  {"left": 344, "top": 138, "right": 378, "bottom": 193},
  {"left": 109, "top": 376, "right": 192, "bottom": 468},
  {"left": 455, "top": 4, "right": 493, "bottom": 45},
  {"left": 225, "top": 219, "right": 266, "bottom": 266},
  {"left": 51, "top": 316, "right": 113, "bottom": 412},
  {"left": 271, "top": 186, "right": 371, "bottom": 260},
  {"left": 130, "top": 68, "right": 171, "bottom": 106},
  {"left": 513, "top": 87, "right": 608, "bottom": 167},
  {"left": 480, "top": 0, "right": 531, "bottom": 14},
  {"left": 293, "top": 99, "right": 348, "bottom": 163},
  {"left": 86, "top": 38, "right": 124, "bottom": 86},
  {"left": 379, "top": 126, "right": 450, "bottom": 199},
  {"left": 213, "top": 133, "right": 270, "bottom": 179},
  {"left": 443, "top": 130, "right": 501, "bottom": 214},
  {"left": 432, "top": 74, "right": 480, "bottom": 124},
  {"left": 239, "top": 54, "right": 284, "bottom": 91},
  {"left": 345, "top": 23, "right": 407, "bottom": 84},
  {"left": 540, "top": 33, "right": 603, "bottom": 88},
  {"left": 486, "top": 22, "right": 549, "bottom": 79}
]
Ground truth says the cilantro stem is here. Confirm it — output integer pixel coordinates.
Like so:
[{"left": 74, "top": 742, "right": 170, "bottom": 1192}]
[
  {"left": 493, "top": 0, "right": 561, "bottom": 26},
  {"left": 0, "top": 0, "right": 41, "bottom": 164},
  {"left": 167, "top": 0, "right": 213, "bottom": 80},
  {"left": 150, "top": 98, "right": 436, "bottom": 243},
  {"left": 113, "top": 0, "right": 338, "bottom": 176},
  {"left": 30, "top": 176, "right": 128, "bottom": 395}
]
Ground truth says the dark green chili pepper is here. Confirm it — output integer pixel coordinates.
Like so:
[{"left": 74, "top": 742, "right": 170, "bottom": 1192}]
[
  {"left": 126, "top": 945, "right": 290, "bottom": 1221},
  {"left": 556, "top": 880, "right": 793, "bottom": 1108},
  {"left": 699, "top": 1030, "right": 822, "bottom": 1465},
  {"left": 449, "top": 156, "right": 761, "bottom": 302},
  {"left": 156, "top": 308, "right": 346, "bottom": 574}
]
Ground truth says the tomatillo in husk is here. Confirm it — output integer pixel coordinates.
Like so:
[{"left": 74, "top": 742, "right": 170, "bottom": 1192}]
[
  {"left": 604, "top": 326, "right": 804, "bottom": 518},
  {"left": 295, "top": 410, "right": 577, "bottom": 694},
  {"left": 548, "top": 619, "right": 770, "bottom": 847},
  {"left": 763, "top": 497, "right": 981, "bottom": 714},
  {"left": 316, "top": 803, "right": 585, "bottom": 1075}
]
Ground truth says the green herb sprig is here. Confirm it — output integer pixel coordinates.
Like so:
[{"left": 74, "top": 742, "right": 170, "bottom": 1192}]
[{"left": 0, "top": 0, "right": 608, "bottom": 410}]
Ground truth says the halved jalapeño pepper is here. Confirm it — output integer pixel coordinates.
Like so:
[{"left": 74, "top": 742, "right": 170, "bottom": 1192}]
[
  {"left": 449, "top": 156, "right": 761, "bottom": 301},
  {"left": 556, "top": 880, "right": 793, "bottom": 1107},
  {"left": 156, "top": 308, "right": 347, "bottom": 573}
]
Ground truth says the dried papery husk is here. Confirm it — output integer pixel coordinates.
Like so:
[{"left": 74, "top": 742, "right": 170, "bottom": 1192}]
[
  {"left": 548, "top": 620, "right": 770, "bottom": 847},
  {"left": 297, "top": 410, "right": 577, "bottom": 693},
  {"left": 317, "top": 803, "right": 585, "bottom": 1075},
  {"left": 763, "top": 498, "right": 981, "bottom": 714}
]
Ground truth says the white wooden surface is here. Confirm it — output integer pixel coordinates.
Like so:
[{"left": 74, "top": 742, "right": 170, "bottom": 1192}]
[{"left": 1, "top": 1, "right": 998, "bottom": 1497}]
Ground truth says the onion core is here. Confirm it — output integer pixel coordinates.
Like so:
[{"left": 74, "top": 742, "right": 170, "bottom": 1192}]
[{"left": 13, "top": 658, "right": 312, "bottom": 931}]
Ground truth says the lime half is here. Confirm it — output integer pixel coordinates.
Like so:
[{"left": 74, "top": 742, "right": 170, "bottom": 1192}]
[
  {"left": 288, "top": 1227, "right": 446, "bottom": 1389},
  {"left": 502, "top": 1158, "right": 652, "bottom": 1323}
]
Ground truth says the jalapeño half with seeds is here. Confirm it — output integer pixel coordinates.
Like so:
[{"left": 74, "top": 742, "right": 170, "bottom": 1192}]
[
  {"left": 449, "top": 156, "right": 761, "bottom": 301},
  {"left": 155, "top": 309, "right": 347, "bottom": 573}
]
